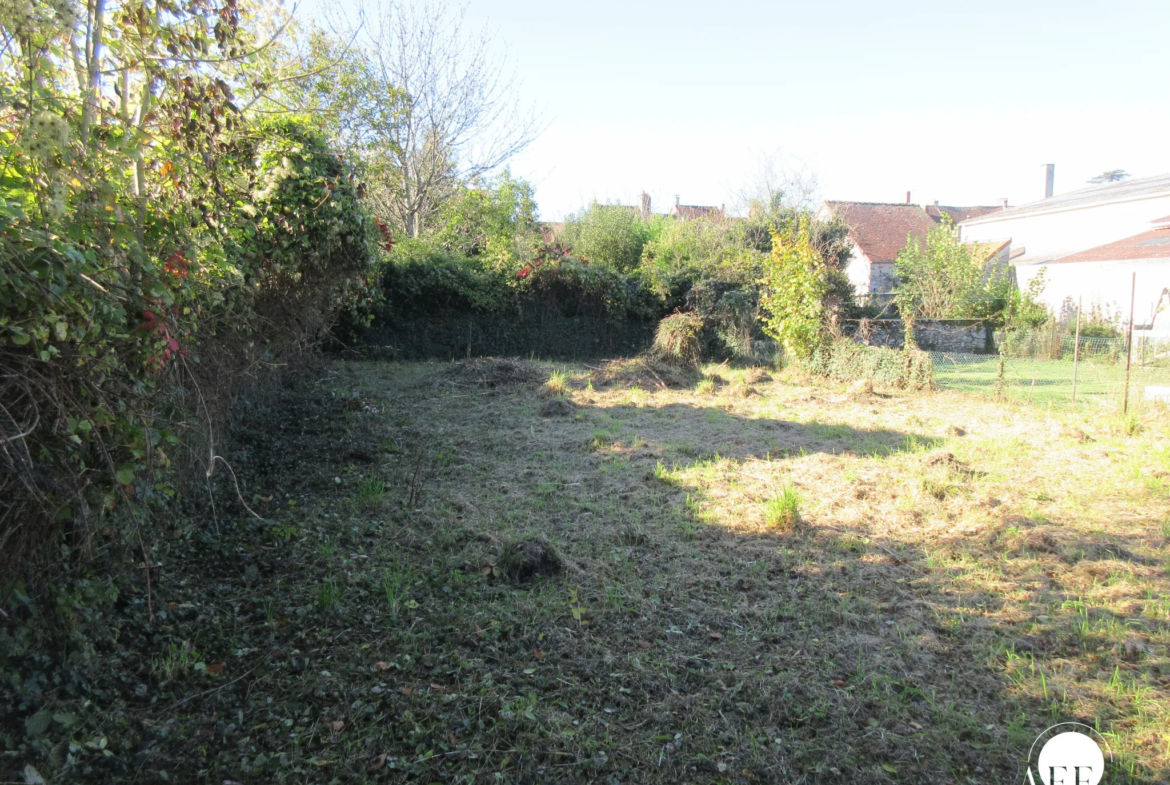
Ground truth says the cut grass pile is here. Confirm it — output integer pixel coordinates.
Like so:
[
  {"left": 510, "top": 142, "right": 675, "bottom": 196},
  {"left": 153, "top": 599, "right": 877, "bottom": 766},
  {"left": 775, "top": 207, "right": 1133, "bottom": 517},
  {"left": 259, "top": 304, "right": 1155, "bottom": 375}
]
[{"left": 4, "top": 359, "right": 1169, "bottom": 783}]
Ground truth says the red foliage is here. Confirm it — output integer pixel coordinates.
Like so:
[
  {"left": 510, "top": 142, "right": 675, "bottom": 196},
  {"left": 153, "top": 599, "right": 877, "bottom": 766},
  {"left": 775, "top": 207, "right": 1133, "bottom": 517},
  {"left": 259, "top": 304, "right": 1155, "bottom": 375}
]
[
  {"left": 516, "top": 242, "right": 589, "bottom": 278},
  {"left": 375, "top": 220, "right": 395, "bottom": 251}
]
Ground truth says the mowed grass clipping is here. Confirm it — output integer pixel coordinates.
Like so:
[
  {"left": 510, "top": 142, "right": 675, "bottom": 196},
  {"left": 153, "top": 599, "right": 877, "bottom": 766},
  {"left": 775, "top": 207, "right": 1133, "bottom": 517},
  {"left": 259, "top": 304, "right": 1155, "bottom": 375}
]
[{"left": 36, "top": 358, "right": 1170, "bottom": 784}]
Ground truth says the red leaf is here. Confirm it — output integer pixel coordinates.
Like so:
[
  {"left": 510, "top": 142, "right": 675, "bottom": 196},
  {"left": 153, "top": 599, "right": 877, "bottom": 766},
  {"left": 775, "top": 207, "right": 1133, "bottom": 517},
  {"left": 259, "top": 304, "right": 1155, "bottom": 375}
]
[
  {"left": 205, "top": 662, "right": 224, "bottom": 674},
  {"left": 636, "top": 641, "right": 650, "bottom": 649},
  {"left": 374, "top": 661, "right": 390, "bottom": 671}
]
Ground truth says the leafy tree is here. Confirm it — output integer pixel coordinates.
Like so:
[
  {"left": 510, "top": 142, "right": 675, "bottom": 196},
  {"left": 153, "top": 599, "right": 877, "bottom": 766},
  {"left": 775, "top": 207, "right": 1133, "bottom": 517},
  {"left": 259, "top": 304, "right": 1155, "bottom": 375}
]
[
  {"left": 559, "top": 203, "right": 652, "bottom": 273},
  {"left": 1088, "top": 170, "right": 1130, "bottom": 184},
  {"left": 759, "top": 217, "right": 828, "bottom": 361},
  {"left": 893, "top": 218, "right": 984, "bottom": 319},
  {"left": 432, "top": 171, "right": 539, "bottom": 270}
]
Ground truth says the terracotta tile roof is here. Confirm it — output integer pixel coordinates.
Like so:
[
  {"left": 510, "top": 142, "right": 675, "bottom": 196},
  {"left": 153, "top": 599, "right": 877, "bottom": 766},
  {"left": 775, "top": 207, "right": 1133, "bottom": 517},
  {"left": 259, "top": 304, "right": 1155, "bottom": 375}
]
[
  {"left": 967, "top": 240, "right": 1011, "bottom": 260},
  {"left": 1050, "top": 226, "right": 1170, "bottom": 264},
  {"left": 824, "top": 201, "right": 939, "bottom": 262},
  {"left": 671, "top": 204, "right": 724, "bottom": 220},
  {"left": 926, "top": 204, "right": 1003, "bottom": 223}
]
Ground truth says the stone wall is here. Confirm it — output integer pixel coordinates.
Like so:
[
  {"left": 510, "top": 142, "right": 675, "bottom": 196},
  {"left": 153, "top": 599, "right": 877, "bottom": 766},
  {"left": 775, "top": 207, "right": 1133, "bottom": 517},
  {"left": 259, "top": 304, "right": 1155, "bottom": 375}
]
[{"left": 844, "top": 319, "right": 993, "bottom": 354}]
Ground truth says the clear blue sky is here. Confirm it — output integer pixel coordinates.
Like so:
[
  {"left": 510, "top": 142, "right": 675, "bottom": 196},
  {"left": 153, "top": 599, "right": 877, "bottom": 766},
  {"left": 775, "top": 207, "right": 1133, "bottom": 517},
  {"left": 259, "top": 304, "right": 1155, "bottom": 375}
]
[{"left": 301, "top": 0, "right": 1170, "bottom": 220}]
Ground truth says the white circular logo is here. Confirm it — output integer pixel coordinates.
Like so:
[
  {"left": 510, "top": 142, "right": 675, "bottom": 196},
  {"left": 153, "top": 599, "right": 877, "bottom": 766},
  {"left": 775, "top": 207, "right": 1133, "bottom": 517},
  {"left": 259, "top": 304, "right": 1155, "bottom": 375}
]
[{"left": 1029, "top": 728, "right": 1107, "bottom": 785}]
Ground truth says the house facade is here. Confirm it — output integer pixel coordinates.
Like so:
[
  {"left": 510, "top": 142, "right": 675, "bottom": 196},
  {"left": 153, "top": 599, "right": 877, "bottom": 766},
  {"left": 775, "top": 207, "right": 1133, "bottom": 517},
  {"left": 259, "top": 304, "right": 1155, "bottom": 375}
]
[{"left": 959, "top": 173, "right": 1170, "bottom": 330}]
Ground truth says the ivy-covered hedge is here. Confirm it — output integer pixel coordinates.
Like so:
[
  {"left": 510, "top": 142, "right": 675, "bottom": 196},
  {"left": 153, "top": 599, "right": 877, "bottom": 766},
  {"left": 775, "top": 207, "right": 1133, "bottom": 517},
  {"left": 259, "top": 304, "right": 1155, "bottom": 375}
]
[{"left": 0, "top": 116, "right": 372, "bottom": 585}]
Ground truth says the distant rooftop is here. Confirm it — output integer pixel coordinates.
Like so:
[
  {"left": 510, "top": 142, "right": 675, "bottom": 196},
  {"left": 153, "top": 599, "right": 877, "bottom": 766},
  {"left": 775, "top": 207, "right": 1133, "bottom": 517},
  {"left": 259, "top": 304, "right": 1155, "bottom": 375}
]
[
  {"left": 961, "top": 172, "right": 1170, "bottom": 226},
  {"left": 1050, "top": 223, "right": 1170, "bottom": 264},
  {"left": 823, "top": 201, "right": 939, "bottom": 263}
]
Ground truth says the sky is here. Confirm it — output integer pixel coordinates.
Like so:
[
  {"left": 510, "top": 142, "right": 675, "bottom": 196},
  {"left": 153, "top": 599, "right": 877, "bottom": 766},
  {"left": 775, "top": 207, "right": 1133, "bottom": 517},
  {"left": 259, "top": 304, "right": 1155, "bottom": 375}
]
[{"left": 299, "top": 0, "right": 1170, "bottom": 221}]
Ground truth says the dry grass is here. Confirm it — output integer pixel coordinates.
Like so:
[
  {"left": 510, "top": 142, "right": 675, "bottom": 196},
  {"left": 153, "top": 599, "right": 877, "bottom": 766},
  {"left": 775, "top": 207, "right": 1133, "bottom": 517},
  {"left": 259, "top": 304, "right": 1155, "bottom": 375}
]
[
  {"left": 318, "top": 359, "right": 1169, "bottom": 782},
  {"left": 39, "top": 358, "right": 1164, "bottom": 783}
]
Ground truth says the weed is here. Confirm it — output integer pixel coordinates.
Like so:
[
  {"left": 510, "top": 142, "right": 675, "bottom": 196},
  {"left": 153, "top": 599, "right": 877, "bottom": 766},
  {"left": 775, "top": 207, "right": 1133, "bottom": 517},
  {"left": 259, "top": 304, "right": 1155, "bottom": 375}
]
[
  {"left": 383, "top": 559, "right": 414, "bottom": 614},
  {"left": 151, "top": 641, "right": 200, "bottom": 681},
  {"left": 763, "top": 482, "right": 800, "bottom": 529},
  {"left": 1117, "top": 410, "right": 1143, "bottom": 437},
  {"left": 695, "top": 377, "right": 716, "bottom": 395},
  {"left": 545, "top": 369, "right": 570, "bottom": 396},
  {"left": 358, "top": 476, "right": 386, "bottom": 508},
  {"left": 316, "top": 578, "right": 341, "bottom": 612}
]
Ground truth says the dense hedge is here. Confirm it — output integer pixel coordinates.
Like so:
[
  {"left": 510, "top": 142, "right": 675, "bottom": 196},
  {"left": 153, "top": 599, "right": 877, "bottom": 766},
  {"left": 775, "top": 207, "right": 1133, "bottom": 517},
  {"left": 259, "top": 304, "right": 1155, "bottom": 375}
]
[{"left": 0, "top": 117, "right": 373, "bottom": 585}]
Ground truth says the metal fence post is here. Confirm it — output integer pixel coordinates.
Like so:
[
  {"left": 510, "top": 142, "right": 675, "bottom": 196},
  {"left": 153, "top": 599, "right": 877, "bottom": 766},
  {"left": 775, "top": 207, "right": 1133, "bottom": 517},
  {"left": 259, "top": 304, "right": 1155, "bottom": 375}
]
[
  {"left": 1072, "top": 297, "right": 1082, "bottom": 405},
  {"left": 1123, "top": 272, "right": 1136, "bottom": 415}
]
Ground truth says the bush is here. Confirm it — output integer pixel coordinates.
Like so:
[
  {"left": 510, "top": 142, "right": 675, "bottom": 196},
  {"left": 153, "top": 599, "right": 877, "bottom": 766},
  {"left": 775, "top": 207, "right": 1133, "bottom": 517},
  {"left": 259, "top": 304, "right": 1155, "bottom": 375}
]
[
  {"left": 653, "top": 312, "right": 704, "bottom": 367},
  {"left": 0, "top": 115, "right": 372, "bottom": 586},
  {"left": 558, "top": 203, "right": 652, "bottom": 272},
  {"left": 759, "top": 217, "right": 828, "bottom": 361},
  {"left": 808, "top": 340, "right": 934, "bottom": 390}
]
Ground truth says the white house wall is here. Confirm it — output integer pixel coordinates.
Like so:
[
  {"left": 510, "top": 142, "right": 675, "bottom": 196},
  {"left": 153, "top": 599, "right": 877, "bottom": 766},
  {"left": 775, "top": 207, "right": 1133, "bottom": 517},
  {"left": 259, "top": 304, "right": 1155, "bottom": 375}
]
[
  {"left": 1016, "top": 260, "right": 1170, "bottom": 334},
  {"left": 961, "top": 194, "right": 1170, "bottom": 262},
  {"left": 844, "top": 243, "right": 871, "bottom": 295}
]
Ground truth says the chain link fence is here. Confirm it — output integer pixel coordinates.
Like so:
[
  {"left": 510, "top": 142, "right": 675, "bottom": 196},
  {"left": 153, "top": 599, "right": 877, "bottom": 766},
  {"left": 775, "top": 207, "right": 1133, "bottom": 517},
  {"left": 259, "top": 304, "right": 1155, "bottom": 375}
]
[{"left": 929, "top": 330, "right": 1170, "bottom": 410}]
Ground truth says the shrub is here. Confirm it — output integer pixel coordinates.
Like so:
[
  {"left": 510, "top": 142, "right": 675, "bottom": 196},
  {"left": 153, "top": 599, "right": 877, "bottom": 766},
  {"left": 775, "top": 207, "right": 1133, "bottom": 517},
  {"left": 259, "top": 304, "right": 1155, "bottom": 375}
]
[
  {"left": 759, "top": 217, "right": 829, "bottom": 362},
  {"left": 808, "top": 340, "right": 934, "bottom": 390},
  {"left": 653, "top": 312, "right": 704, "bottom": 366},
  {"left": 558, "top": 203, "right": 652, "bottom": 273},
  {"left": 0, "top": 115, "right": 372, "bottom": 586}
]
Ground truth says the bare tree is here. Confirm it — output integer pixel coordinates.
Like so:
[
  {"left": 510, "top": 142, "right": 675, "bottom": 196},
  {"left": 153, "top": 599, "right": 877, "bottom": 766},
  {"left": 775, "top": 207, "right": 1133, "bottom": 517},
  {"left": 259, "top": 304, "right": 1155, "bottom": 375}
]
[
  {"left": 734, "top": 150, "right": 821, "bottom": 217},
  {"left": 330, "top": 1, "right": 540, "bottom": 237}
]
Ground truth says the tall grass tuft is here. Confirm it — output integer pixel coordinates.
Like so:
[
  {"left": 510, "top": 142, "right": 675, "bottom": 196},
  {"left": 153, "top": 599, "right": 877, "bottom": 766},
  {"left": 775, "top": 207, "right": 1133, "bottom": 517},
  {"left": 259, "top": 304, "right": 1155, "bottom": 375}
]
[{"left": 764, "top": 482, "right": 800, "bottom": 530}]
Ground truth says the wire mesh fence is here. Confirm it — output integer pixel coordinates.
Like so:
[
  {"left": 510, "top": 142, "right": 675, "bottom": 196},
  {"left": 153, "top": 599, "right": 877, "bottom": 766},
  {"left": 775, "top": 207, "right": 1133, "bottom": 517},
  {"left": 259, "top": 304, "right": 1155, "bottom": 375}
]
[{"left": 929, "top": 331, "right": 1170, "bottom": 411}]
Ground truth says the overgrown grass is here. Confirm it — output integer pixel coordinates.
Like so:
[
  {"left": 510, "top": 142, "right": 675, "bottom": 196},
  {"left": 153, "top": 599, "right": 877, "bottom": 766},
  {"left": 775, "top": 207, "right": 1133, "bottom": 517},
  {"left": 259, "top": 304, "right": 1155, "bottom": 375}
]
[{"left": 7, "top": 359, "right": 1169, "bottom": 783}]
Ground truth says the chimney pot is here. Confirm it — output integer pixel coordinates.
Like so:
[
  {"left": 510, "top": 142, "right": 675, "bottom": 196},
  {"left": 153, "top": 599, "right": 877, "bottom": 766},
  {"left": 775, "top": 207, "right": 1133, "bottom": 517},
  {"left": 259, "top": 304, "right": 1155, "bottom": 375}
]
[
  {"left": 906, "top": 191, "right": 911, "bottom": 204},
  {"left": 1001, "top": 197, "right": 1009, "bottom": 209}
]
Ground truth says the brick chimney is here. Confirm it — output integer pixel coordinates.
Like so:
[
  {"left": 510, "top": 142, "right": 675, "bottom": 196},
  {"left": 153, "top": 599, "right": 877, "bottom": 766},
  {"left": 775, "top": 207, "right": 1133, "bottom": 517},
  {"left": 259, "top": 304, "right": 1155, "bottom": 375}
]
[{"left": 906, "top": 191, "right": 911, "bottom": 204}]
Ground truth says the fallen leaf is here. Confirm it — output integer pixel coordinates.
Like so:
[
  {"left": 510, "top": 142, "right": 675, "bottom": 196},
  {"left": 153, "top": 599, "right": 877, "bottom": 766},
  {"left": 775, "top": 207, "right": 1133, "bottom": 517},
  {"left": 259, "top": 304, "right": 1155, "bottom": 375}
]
[
  {"left": 636, "top": 641, "right": 650, "bottom": 649},
  {"left": 481, "top": 566, "right": 493, "bottom": 575},
  {"left": 832, "top": 679, "right": 846, "bottom": 687},
  {"left": 329, "top": 720, "right": 345, "bottom": 733},
  {"left": 709, "top": 632, "right": 723, "bottom": 641},
  {"left": 205, "top": 663, "right": 224, "bottom": 675},
  {"left": 882, "top": 763, "right": 898, "bottom": 774},
  {"left": 367, "top": 754, "right": 387, "bottom": 771},
  {"left": 534, "top": 648, "right": 544, "bottom": 659},
  {"left": 374, "top": 661, "right": 390, "bottom": 671},
  {"left": 400, "top": 687, "right": 413, "bottom": 696},
  {"left": 909, "top": 721, "right": 923, "bottom": 730}
]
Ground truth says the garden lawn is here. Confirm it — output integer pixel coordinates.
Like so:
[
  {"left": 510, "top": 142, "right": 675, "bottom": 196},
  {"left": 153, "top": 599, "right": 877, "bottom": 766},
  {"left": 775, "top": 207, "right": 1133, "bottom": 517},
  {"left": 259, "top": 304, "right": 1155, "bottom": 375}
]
[
  {"left": 12, "top": 358, "right": 1170, "bottom": 784},
  {"left": 930, "top": 351, "right": 1170, "bottom": 410}
]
